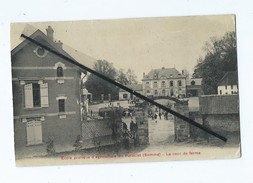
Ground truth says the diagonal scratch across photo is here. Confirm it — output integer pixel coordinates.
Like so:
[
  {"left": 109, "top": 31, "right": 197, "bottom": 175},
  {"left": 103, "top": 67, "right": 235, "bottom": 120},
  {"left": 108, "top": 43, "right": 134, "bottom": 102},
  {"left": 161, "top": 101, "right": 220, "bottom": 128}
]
[{"left": 11, "top": 15, "right": 240, "bottom": 166}]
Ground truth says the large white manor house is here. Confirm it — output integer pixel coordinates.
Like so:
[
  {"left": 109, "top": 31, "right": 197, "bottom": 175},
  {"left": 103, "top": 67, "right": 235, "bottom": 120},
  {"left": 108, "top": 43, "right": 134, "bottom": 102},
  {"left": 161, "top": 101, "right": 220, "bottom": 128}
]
[{"left": 142, "top": 67, "right": 187, "bottom": 98}]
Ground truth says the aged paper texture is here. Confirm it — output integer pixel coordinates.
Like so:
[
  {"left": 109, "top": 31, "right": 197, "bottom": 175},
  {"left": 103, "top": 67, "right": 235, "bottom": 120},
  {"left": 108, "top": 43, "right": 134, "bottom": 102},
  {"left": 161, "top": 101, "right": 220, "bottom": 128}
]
[{"left": 11, "top": 15, "right": 240, "bottom": 166}]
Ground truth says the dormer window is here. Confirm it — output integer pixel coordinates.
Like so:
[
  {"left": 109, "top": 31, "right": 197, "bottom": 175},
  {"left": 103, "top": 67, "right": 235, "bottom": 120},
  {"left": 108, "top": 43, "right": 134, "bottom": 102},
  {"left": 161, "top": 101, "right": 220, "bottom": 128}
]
[
  {"left": 154, "top": 71, "right": 159, "bottom": 79},
  {"left": 57, "top": 66, "right": 63, "bottom": 77}
]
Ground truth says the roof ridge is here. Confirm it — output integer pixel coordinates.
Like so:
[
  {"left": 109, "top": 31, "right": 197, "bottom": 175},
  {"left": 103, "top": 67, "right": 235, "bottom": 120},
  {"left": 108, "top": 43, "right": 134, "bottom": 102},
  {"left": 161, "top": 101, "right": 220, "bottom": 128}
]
[{"left": 11, "top": 27, "right": 88, "bottom": 71}]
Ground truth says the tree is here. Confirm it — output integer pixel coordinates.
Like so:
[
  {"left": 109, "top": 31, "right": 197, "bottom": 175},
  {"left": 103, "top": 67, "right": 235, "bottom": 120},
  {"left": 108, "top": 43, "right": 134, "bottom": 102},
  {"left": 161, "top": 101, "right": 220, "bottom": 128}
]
[
  {"left": 193, "top": 32, "right": 237, "bottom": 94},
  {"left": 116, "top": 68, "right": 138, "bottom": 85},
  {"left": 126, "top": 69, "right": 138, "bottom": 85},
  {"left": 85, "top": 60, "right": 118, "bottom": 100},
  {"left": 116, "top": 69, "right": 129, "bottom": 85}
]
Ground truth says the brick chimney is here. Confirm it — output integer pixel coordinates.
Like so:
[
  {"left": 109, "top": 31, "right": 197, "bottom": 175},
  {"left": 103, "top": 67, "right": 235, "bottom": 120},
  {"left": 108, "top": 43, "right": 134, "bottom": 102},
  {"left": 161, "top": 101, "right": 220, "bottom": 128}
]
[{"left": 46, "top": 26, "right": 54, "bottom": 41}]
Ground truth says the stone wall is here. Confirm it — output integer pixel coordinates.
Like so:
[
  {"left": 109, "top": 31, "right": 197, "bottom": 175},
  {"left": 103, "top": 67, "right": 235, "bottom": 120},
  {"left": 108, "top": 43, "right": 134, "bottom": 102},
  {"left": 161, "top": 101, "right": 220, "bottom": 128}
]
[
  {"left": 189, "top": 111, "right": 240, "bottom": 142},
  {"left": 197, "top": 94, "right": 240, "bottom": 141},
  {"left": 135, "top": 108, "right": 149, "bottom": 145},
  {"left": 81, "top": 119, "right": 116, "bottom": 149},
  {"left": 174, "top": 103, "right": 190, "bottom": 142}
]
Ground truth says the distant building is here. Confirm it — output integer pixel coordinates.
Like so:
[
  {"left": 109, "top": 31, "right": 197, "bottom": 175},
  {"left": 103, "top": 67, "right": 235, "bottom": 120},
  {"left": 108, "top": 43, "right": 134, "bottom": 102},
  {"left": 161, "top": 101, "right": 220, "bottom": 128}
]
[
  {"left": 186, "top": 78, "right": 203, "bottom": 97},
  {"left": 119, "top": 84, "right": 143, "bottom": 100},
  {"left": 217, "top": 71, "right": 238, "bottom": 95},
  {"left": 142, "top": 67, "right": 186, "bottom": 98}
]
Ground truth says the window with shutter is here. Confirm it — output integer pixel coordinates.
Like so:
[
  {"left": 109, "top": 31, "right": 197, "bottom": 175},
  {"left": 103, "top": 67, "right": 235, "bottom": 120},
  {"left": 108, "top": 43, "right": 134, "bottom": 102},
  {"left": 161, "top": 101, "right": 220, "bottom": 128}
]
[
  {"left": 24, "top": 83, "right": 34, "bottom": 108},
  {"left": 178, "top": 80, "right": 182, "bottom": 87},
  {"left": 170, "top": 81, "right": 173, "bottom": 87},
  {"left": 153, "top": 82, "right": 158, "bottom": 88},
  {"left": 24, "top": 82, "right": 49, "bottom": 108},
  {"left": 162, "top": 89, "right": 166, "bottom": 96},
  {"left": 40, "top": 83, "right": 49, "bottom": 107},
  {"left": 161, "top": 81, "right": 165, "bottom": 87},
  {"left": 33, "top": 83, "right": 41, "bottom": 107}
]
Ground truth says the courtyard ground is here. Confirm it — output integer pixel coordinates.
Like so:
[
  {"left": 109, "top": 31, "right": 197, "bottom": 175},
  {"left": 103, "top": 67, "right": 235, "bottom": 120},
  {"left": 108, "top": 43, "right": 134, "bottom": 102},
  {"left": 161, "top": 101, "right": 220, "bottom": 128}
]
[
  {"left": 15, "top": 98, "right": 241, "bottom": 164},
  {"left": 15, "top": 113, "right": 240, "bottom": 164}
]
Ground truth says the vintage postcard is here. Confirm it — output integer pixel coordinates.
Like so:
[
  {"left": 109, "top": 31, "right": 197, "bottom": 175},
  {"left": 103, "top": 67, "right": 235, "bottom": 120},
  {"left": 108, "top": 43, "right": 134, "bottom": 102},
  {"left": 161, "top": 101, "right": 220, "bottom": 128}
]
[{"left": 11, "top": 14, "right": 240, "bottom": 166}]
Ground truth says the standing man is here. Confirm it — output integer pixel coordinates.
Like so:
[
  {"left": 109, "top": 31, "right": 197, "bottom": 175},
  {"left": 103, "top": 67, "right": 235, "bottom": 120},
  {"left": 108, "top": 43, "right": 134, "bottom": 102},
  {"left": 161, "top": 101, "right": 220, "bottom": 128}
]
[
  {"left": 130, "top": 119, "right": 135, "bottom": 137},
  {"left": 203, "top": 121, "right": 211, "bottom": 143},
  {"left": 159, "top": 112, "right": 162, "bottom": 120}
]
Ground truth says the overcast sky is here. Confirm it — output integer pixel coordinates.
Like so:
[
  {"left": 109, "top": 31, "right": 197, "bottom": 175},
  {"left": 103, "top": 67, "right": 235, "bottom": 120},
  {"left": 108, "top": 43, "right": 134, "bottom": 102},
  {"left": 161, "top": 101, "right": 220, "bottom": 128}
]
[{"left": 11, "top": 15, "right": 235, "bottom": 82}]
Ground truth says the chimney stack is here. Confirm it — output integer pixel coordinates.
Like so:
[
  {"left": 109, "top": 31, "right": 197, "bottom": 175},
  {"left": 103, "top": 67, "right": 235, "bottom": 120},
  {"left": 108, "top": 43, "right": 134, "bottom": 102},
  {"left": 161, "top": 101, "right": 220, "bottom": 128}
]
[
  {"left": 143, "top": 72, "right": 145, "bottom": 78},
  {"left": 56, "top": 40, "right": 63, "bottom": 48},
  {"left": 46, "top": 26, "right": 54, "bottom": 41}
]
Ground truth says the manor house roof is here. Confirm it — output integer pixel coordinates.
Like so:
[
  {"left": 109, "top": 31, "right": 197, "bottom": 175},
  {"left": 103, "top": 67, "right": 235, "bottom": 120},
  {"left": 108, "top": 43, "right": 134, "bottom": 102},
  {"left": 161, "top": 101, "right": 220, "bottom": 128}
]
[
  {"left": 119, "top": 84, "right": 142, "bottom": 92},
  {"left": 143, "top": 67, "right": 185, "bottom": 80}
]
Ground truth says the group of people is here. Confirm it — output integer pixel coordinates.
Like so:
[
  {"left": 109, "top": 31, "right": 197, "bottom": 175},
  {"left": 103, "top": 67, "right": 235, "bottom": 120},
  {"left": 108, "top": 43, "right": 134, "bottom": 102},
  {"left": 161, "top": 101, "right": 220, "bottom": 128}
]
[
  {"left": 122, "top": 108, "right": 135, "bottom": 117},
  {"left": 148, "top": 111, "right": 169, "bottom": 122},
  {"left": 122, "top": 119, "right": 139, "bottom": 149}
]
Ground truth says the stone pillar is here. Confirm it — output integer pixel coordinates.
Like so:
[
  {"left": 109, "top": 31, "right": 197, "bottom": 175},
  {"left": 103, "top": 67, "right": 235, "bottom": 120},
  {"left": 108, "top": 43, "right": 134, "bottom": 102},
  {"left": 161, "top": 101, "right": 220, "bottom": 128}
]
[
  {"left": 174, "top": 102, "right": 190, "bottom": 142},
  {"left": 135, "top": 108, "right": 149, "bottom": 145}
]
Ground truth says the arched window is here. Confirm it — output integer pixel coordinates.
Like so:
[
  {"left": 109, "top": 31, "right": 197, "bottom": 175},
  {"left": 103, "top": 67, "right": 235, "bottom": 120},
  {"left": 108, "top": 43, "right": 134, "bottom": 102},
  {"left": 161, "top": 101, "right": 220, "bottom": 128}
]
[
  {"left": 57, "top": 66, "right": 63, "bottom": 77},
  {"left": 161, "top": 81, "right": 166, "bottom": 87},
  {"left": 162, "top": 89, "right": 166, "bottom": 96},
  {"left": 153, "top": 81, "right": 158, "bottom": 88},
  {"left": 178, "top": 80, "right": 182, "bottom": 87},
  {"left": 170, "top": 81, "right": 173, "bottom": 87}
]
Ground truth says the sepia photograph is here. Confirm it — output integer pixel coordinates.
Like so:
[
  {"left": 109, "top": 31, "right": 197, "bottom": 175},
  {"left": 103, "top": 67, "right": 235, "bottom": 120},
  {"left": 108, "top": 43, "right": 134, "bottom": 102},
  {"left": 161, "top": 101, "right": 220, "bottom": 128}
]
[{"left": 11, "top": 14, "right": 240, "bottom": 166}]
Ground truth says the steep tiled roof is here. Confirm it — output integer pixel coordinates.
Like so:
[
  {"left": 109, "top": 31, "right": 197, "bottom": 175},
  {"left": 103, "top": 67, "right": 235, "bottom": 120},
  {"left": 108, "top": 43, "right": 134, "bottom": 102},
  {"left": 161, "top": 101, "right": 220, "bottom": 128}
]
[
  {"left": 143, "top": 67, "right": 185, "bottom": 80},
  {"left": 119, "top": 84, "right": 142, "bottom": 92},
  {"left": 11, "top": 27, "right": 96, "bottom": 72},
  {"left": 217, "top": 71, "right": 238, "bottom": 86}
]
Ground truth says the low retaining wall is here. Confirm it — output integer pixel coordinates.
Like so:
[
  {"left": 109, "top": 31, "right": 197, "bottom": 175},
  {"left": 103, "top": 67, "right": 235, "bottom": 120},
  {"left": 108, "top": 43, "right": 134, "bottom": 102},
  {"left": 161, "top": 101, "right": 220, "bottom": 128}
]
[{"left": 82, "top": 119, "right": 116, "bottom": 149}]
